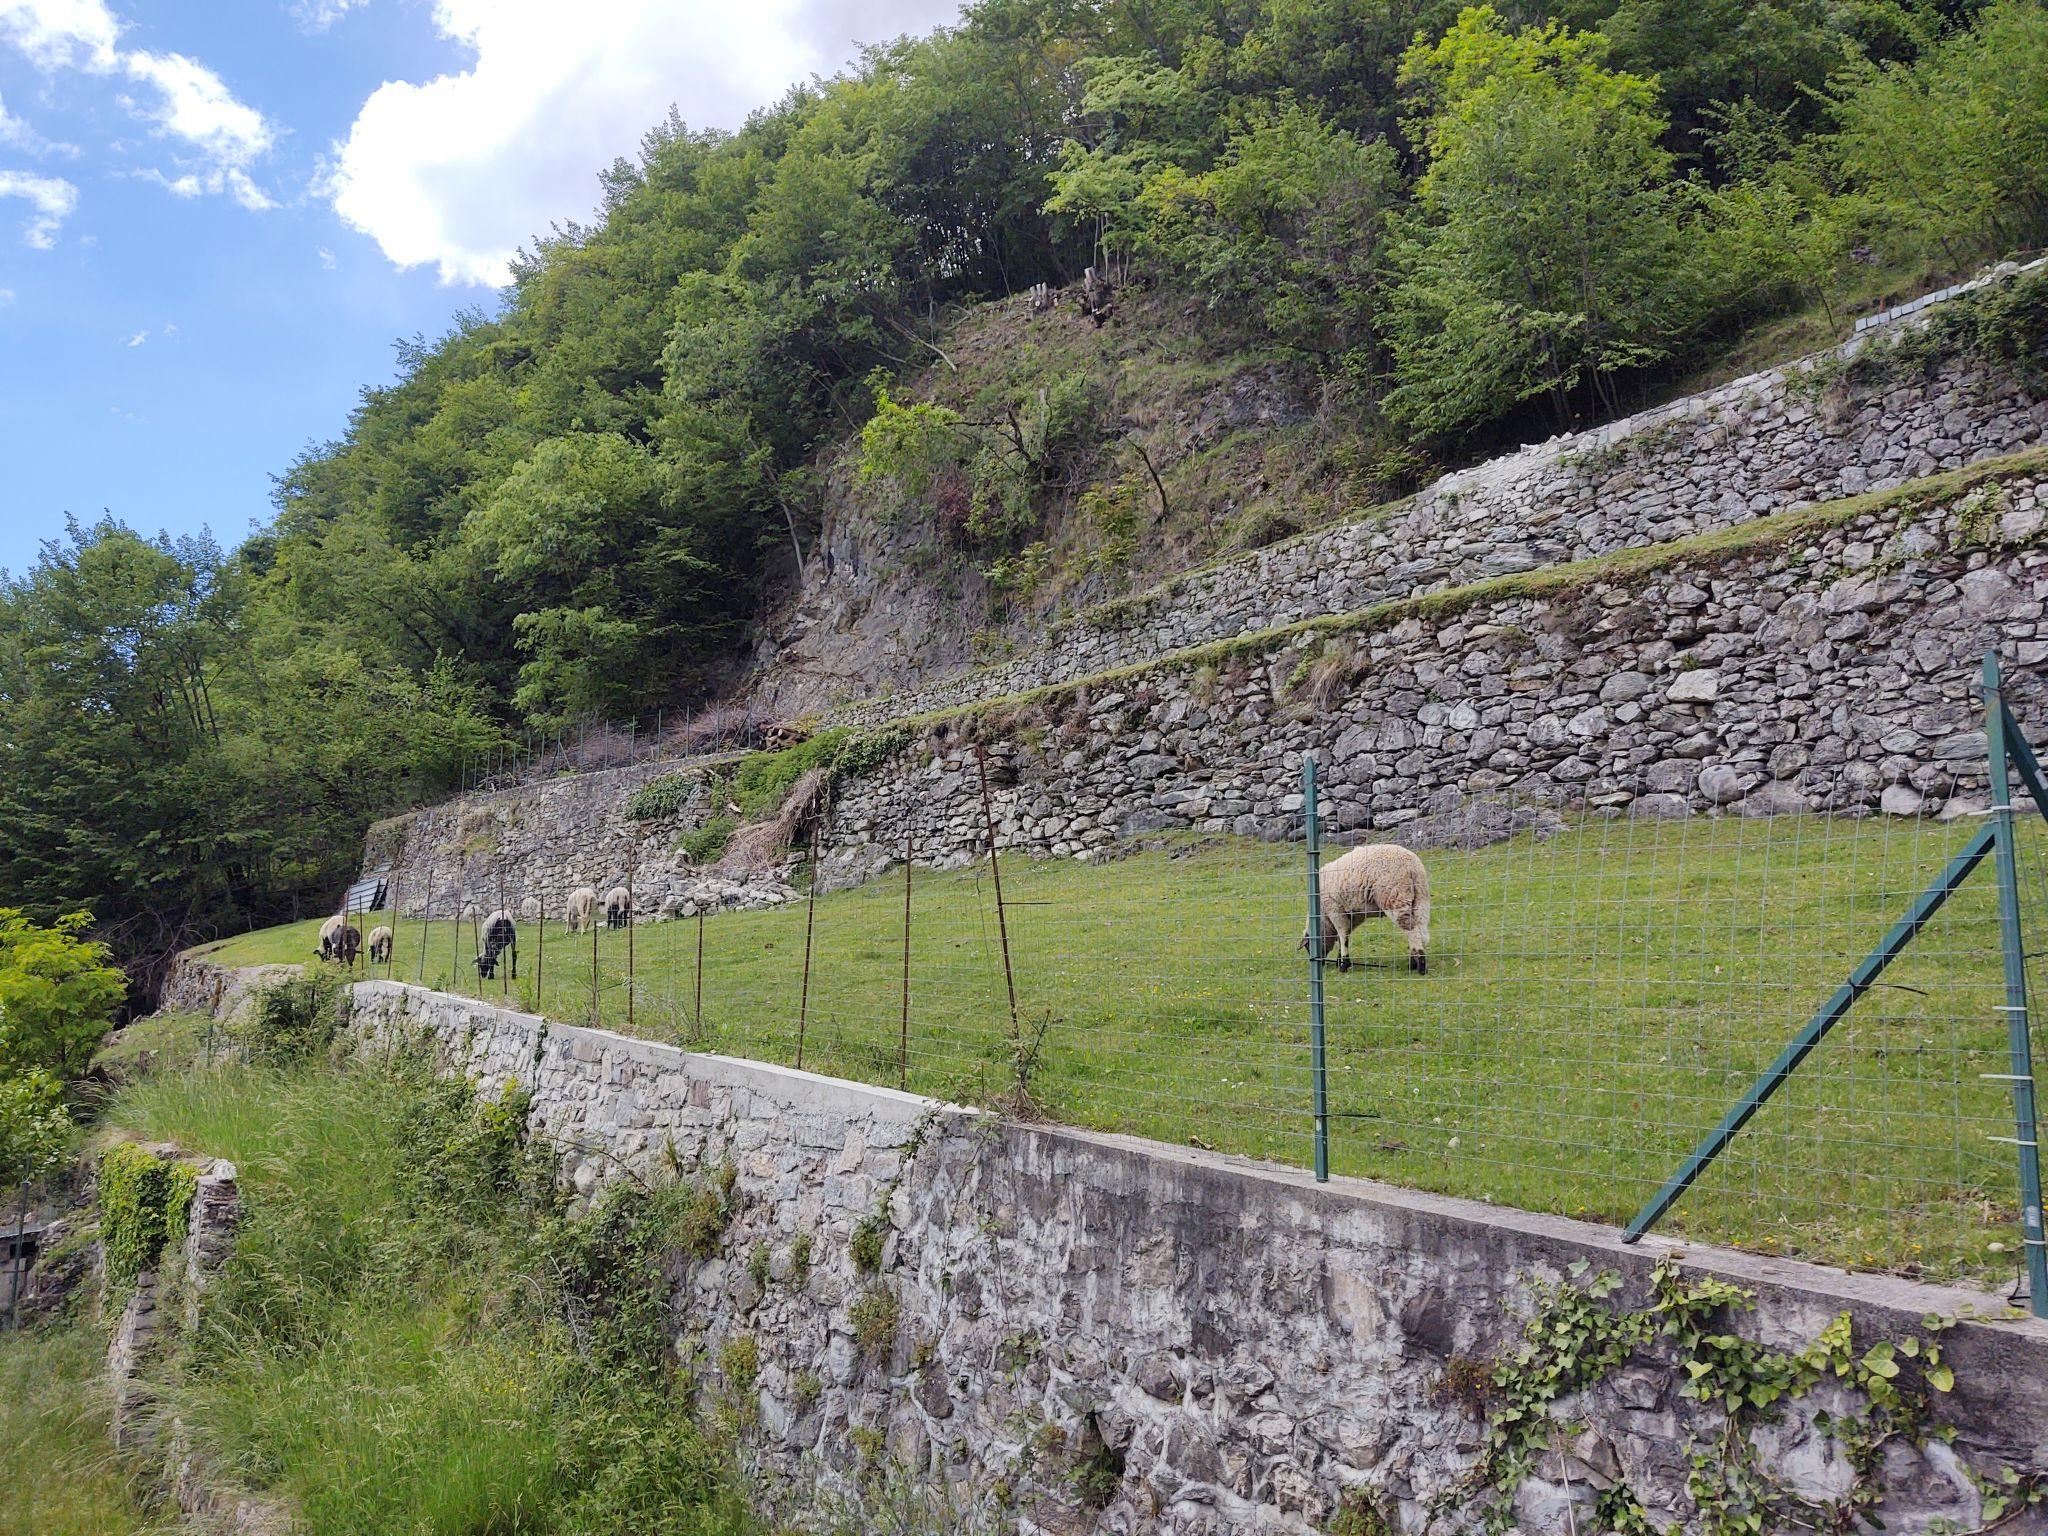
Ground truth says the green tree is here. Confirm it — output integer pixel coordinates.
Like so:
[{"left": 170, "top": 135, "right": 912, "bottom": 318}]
[
  {"left": 1828, "top": 0, "right": 2048, "bottom": 265},
  {"left": 1385, "top": 5, "right": 1697, "bottom": 435},
  {"left": 0, "top": 912, "right": 125, "bottom": 1081},
  {"left": 0, "top": 1071, "right": 70, "bottom": 1191}
]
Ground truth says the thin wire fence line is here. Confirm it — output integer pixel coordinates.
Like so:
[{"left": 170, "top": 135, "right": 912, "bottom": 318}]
[{"left": 269, "top": 749, "right": 2048, "bottom": 1293}]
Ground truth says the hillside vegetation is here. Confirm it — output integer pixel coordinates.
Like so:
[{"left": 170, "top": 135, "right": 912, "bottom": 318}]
[{"left": 7, "top": 0, "right": 2048, "bottom": 982}]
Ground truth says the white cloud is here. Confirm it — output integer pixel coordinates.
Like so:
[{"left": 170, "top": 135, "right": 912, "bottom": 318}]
[
  {"left": 0, "top": 88, "right": 80, "bottom": 155},
  {"left": 328, "top": 0, "right": 961, "bottom": 287},
  {"left": 0, "top": 286, "right": 15, "bottom": 305},
  {"left": 124, "top": 327, "right": 146, "bottom": 345},
  {"left": 0, "top": 168, "right": 76, "bottom": 246},
  {"left": 0, "top": 0, "right": 120, "bottom": 71},
  {"left": 290, "top": 0, "right": 367, "bottom": 31},
  {"left": 0, "top": 0, "right": 279, "bottom": 207},
  {"left": 316, "top": 244, "right": 336, "bottom": 268},
  {"left": 122, "top": 50, "right": 273, "bottom": 166},
  {"left": 136, "top": 163, "right": 277, "bottom": 210}
]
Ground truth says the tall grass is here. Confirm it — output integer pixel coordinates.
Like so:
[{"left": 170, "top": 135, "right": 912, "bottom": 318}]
[
  {"left": 109, "top": 1056, "right": 757, "bottom": 1536},
  {"left": 0, "top": 1320, "right": 160, "bottom": 1536}
]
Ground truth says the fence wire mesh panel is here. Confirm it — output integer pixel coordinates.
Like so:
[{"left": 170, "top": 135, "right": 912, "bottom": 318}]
[{"left": 222, "top": 695, "right": 2048, "bottom": 1298}]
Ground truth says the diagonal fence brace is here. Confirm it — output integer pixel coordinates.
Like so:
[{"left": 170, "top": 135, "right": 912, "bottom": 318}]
[{"left": 1624, "top": 821, "right": 1998, "bottom": 1244}]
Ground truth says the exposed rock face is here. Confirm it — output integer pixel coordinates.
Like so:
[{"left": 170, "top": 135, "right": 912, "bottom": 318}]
[{"left": 349, "top": 981, "right": 2048, "bottom": 1535}]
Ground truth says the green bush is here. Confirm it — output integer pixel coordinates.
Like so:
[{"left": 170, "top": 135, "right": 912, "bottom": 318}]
[
  {"left": 725, "top": 726, "right": 912, "bottom": 820},
  {"left": 627, "top": 772, "right": 699, "bottom": 823},
  {"left": 99, "top": 1141, "right": 198, "bottom": 1289},
  {"left": 678, "top": 817, "right": 735, "bottom": 866},
  {"left": 240, "top": 971, "right": 344, "bottom": 1068}
]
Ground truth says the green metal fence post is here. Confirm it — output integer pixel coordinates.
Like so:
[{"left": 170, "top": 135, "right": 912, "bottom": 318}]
[
  {"left": 1983, "top": 650, "right": 2048, "bottom": 1319},
  {"left": 1304, "top": 756, "right": 1330, "bottom": 1183}
]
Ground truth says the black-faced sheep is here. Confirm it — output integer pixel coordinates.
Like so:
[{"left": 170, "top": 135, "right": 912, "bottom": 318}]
[
  {"left": 1302, "top": 843, "right": 1431, "bottom": 974},
  {"left": 316, "top": 914, "right": 361, "bottom": 967},
  {"left": 475, "top": 909, "right": 518, "bottom": 981},
  {"left": 367, "top": 925, "right": 394, "bottom": 965},
  {"left": 564, "top": 886, "right": 598, "bottom": 934},
  {"left": 604, "top": 886, "right": 632, "bottom": 930}
]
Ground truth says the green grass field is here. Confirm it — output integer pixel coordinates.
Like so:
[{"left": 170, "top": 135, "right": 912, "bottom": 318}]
[{"left": 196, "top": 811, "right": 2048, "bottom": 1286}]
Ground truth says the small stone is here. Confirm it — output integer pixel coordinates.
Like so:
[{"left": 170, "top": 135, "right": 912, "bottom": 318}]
[
  {"left": 1666, "top": 669, "right": 1721, "bottom": 704},
  {"left": 1698, "top": 763, "right": 1746, "bottom": 805}
]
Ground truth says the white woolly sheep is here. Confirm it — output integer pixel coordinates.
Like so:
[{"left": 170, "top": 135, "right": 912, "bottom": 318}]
[
  {"left": 316, "top": 914, "right": 361, "bottom": 966},
  {"left": 1302, "top": 843, "right": 1431, "bottom": 974},
  {"left": 366, "top": 925, "right": 394, "bottom": 965},
  {"left": 604, "top": 886, "right": 632, "bottom": 930},
  {"left": 475, "top": 909, "right": 518, "bottom": 980},
  {"left": 564, "top": 886, "right": 598, "bottom": 934}
]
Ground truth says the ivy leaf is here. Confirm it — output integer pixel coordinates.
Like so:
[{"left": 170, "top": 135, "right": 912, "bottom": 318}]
[{"left": 1926, "top": 1363, "right": 1955, "bottom": 1392}]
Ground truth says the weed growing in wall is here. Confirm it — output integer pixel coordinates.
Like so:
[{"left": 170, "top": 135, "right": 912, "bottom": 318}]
[
  {"left": 1452, "top": 1257, "right": 2041, "bottom": 1535},
  {"left": 98, "top": 1142, "right": 198, "bottom": 1291}
]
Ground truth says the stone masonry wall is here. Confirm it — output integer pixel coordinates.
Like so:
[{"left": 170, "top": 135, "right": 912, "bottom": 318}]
[
  {"left": 348, "top": 979, "right": 2048, "bottom": 1534},
  {"left": 818, "top": 462, "right": 2048, "bottom": 883},
  {"left": 374, "top": 752, "right": 795, "bottom": 921},
  {"left": 366, "top": 457, "right": 2048, "bottom": 912},
  {"left": 817, "top": 262, "right": 2048, "bottom": 732}
]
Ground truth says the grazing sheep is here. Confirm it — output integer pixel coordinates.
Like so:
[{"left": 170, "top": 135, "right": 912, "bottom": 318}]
[
  {"left": 366, "top": 925, "right": 394, "bottom": 965},
  {"left": 475, "top": 909, "right": 518, "bottom": 981},
  {"left": 316, "top": 914, "right": 362, "bottom": 967},
  {"left": 1301, "top": 843, "right": 1431, "bottom": 974},
  {"left": 564, "top": 886, "right": 598, "bottom": 934},
  {"left": 604, "top": 886, "right": 632, "bottom": 930}
]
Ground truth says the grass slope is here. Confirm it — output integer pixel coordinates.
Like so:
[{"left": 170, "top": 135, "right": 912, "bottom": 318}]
[
  {"left": 108, "top": 1057, "right": 761, "bottom": 1536},
  {"left": 0, "top": 1321, "right": 160, "bottom": 1536},
  {"left": 200, "top": 809, "right": 2044, "bottom": 1287}
]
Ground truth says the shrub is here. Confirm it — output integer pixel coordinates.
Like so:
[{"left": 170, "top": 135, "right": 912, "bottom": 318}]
[
  {"left": 240, "top": 971, "right": 344, "bottom": 1068},
  {"left": 626, "top": 772, "right": 698, "bottom": 823},
  {"left": 99, "top": 1141, "right": 198, "bottom": 1289},
  {"left": 0, "top": 909, "right": 127, "bottom": 1081},
  {"left": 677, "top": 817, "right": 735, "bottom": 866}
]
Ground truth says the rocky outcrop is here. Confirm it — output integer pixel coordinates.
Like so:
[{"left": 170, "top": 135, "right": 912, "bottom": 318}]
[{"left": 159, "top": 953, "right": 302, "bottom": 1024}]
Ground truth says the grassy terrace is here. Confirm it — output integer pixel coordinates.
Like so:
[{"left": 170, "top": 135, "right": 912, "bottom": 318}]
[{"left": 197, "top": 811, "right": 2046, "bottom": 1288}]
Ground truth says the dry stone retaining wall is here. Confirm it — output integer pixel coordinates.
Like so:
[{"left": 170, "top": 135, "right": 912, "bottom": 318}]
[
  {"left": 363, "top": 460, "right": 2048, "bottom": 911},
  {"left": 819, "top": 464, "right": 2048, "bottom": 883},
  {"left": 348, "top": 979, "right": 2048, "bottom": 1534},
  {"left": 819, "top": 264, "right": 2048, "bottom": 732}
]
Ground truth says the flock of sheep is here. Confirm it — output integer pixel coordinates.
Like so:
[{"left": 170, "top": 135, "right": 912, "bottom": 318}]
[
  {"left": 314, "top": 845, "right": 1432, "bottom": 989},
  {"left": 315, "top": 882, "right": 637, "bottom": 984}
]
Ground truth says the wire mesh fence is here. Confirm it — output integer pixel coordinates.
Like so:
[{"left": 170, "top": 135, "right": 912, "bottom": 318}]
[{"left": 260, "top": 675, "right": 2048, "bottom": 1304}]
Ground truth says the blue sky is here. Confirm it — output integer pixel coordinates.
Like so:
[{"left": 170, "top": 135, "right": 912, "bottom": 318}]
[{"left": 0, "top": 0, "right": 960, "bottom": 577}]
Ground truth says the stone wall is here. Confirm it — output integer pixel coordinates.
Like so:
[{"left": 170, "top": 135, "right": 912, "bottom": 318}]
[
  {"left": 818, "top": 461, "right": 2048, "bottom": 883},
  {"left": 369, "top": 752, "right": 798, "bottom": 921},
  {"left": 817, "top": 262, "right": 2048, "bottom": 732},
  {"left": 363, "top": 456, "right": 2048, "bottom": 912},
  {"left": 349, "top": 979, "right": 2048, "bottom": 1534}
]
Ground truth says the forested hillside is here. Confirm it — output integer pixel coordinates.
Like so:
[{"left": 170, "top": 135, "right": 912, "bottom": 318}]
[{"left": 5, "top": 0, "right": 2047, "bottom": 987}]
